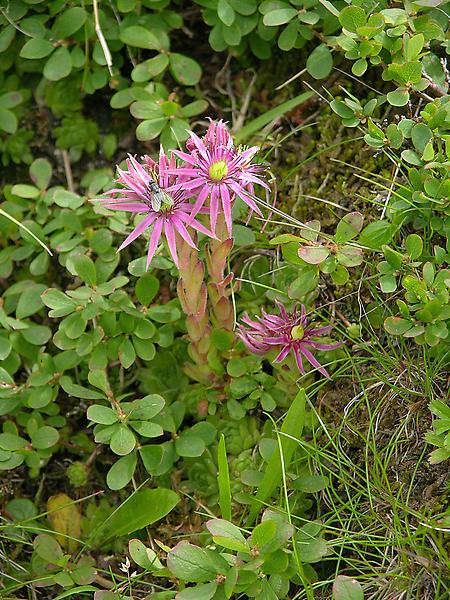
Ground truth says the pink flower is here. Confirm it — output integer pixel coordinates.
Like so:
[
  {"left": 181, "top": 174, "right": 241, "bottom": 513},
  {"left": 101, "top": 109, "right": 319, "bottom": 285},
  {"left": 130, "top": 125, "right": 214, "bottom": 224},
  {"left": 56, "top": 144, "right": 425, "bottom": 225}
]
[
  {"left": 171, "top": 121, "right": 269, "bottom": 236},
  {"left": 204, "top": 119, "right": 233, "bottom": 150},
  {"left": 237, "top": 302, "right": 341, "bottom": 379},
  {"left": 100, "top": 151, "right": 215, "bottom": 268}
]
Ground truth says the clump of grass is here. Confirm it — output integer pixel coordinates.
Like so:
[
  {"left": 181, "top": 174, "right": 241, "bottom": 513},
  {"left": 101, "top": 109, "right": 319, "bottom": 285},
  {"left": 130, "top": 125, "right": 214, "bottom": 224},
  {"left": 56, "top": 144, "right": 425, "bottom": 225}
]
[{"left": 299, "top": 320, "right": 450, "bottom": 599}]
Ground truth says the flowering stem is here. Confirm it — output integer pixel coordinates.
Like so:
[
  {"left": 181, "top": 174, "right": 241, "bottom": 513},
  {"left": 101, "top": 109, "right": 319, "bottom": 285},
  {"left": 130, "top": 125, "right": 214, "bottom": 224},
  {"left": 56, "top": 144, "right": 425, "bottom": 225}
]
[
  {"left": 205, "top": 213, "right": 234, "bottom": 332},
  {"left": 176, "top": 233, "right": 214, "bottom": 384}
]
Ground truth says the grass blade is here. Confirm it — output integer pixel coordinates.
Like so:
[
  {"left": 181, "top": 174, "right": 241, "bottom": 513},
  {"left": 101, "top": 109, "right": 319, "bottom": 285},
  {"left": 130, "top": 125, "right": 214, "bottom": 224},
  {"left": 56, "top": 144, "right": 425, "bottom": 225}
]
[
  {"left": 234, "top": 92, "right": 313, "bottom": 143},
  {"left": 247, "top": 388, "right": 307, "bottom": 525},
  {"left": 217, "top": 434, "right": 232, "bottom": 521},
  {"left": 0, "top": 208, "right": 53, "bottom": 256}
]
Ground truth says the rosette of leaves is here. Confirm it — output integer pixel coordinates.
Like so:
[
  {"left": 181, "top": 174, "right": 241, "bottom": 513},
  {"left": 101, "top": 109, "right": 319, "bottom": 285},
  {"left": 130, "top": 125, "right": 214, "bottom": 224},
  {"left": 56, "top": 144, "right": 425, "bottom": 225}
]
[
  {"left": 217, "top": 415, "right": 261, "bottom": 456},
  {"left": 335, "top": 4, "right": 448, "bottom": 106},
  {"left": 229, "top": 448, "right": 259, "bottom": 499},
  {"left": 331, "top": 91, "right": 380, "bottom": 128},
  {"left": 425, "top": 399, "right": 450, "bottom": 465},
  {"left": 336, "top": 5, "right": 385, "bottom": 77},
  {"left": 384, "top": 261, "right": 449, "bottom": 347},
  {"left": 165, "top": 511, "right": 298, "bottom": 598},
  {"left": 113, "top": 82, "right": 208, "bottom": 149},
  {"left": 32, "top": 533, "right": 96, "bottom": 590},
  {"left": 377, "top": 234, "right": 424, "bottom": 293},
  {"left": 54, "top": 115, "right": 100, "bottom": 162},
  {"left": 0, "top": 417, "right": 60, "bottom": 476},
  {"left": 89, "top": 394, "right": 165, "bottom": 453},
  {"left": 226, "top": 354, "right": 284, "bottom": 416},
  {"left": 274, "top": 213, "right": 365, "bottom": 289},
  {"left": 180, "top": 453, "right": 220, "bottom": 505},
  {"left": 88, "top": 394, "right": 165, "bottom": 488}
]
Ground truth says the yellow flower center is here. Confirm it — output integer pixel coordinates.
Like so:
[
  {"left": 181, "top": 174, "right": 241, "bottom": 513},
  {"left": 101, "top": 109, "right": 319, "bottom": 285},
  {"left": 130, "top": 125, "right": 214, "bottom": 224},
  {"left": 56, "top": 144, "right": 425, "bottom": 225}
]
[
  {"left": 209, "top": 160, "right": 228, "bottom": 181},
  {"left": 291, "top": 325, "right": 304, "bottom": 340}
]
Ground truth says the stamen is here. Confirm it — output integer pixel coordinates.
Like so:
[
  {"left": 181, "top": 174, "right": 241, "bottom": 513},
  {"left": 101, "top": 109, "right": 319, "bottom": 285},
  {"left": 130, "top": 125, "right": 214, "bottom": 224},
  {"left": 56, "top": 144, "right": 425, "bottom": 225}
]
[
  {"left": 291, "top": 325, "right": 304, "bottom": 340},
  {"left": 209, "top": 160, "right": 228, "bottom": 181}
]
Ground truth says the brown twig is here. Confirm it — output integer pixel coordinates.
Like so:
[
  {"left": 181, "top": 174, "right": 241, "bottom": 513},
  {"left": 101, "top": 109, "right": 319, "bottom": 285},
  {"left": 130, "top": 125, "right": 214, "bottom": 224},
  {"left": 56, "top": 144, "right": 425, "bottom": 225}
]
[
  {"left": 61, "top": 150, "right": 75, "bottom": 193},
  {"left": 231, "top": 72, "right": 257, "bottom": 134}
]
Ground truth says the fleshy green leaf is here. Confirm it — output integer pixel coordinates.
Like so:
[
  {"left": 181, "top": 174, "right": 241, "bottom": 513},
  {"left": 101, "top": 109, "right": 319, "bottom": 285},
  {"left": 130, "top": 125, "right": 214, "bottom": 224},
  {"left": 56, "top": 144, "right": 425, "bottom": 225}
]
[
  {"left": 92, "top": 488, "right": 179, "bottom": 542},
  {"left": 306, "top": 44, "right": 333, "bottom": 79},
  {"left": 169, "top": 53, "right": 202, "bottom": 86}
]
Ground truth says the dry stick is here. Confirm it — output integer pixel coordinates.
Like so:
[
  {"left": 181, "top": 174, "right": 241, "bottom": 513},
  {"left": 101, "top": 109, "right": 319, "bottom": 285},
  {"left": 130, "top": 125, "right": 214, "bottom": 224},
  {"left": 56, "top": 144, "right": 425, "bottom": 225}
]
[
  {"left": 231, "top": 72, "right": 257, "bottom": 134},
  {"left": 276, "top": 67, "right": 307, "bottom": 91},
  {"left": 214, "top": 53, "right": 232, "bottom": 97},
  {"left": 0, "top": 5, "right": 33, "bottom": 36},
  {"left": 107, "top": 0, "right": 137, "bottom": 67},
  {"left": 61, "top": 150, "right": 75, "bottom": 193},
  {"left": 93, "top": 0, "right": 114, "bottom": 76}
]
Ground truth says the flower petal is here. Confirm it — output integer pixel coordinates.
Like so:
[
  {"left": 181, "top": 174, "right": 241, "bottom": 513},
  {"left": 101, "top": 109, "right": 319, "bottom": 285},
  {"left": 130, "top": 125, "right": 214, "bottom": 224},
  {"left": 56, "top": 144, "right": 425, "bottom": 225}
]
[
  {"left": 189, "top": 185, "right": 211, "bottom": 223},
  {"left": 164, "top": 220, "right": 179, "bottom": 267},
  {"left": 146, "top": 217, "right": 164, "bottom": 268},
  {"left": 118, "top": 214, "right": 156, "bottom": 251},
  {"left": 228, "top": 181, "right": 263, "bottom": 216},
  {"left": 220, "top": 184, "right": 233, "bottom": 236},
  {"left": 210, "top": 185, "right": 219, "bottom": 234},
  {"left": 293, "top": 347, "right": 305, "bottom": 374},
  {"left": 299, "top": 346, "right": 330, "bottom": 378},
  {"left": 274, "top": 345, "right": 291, "bottom": 363},
  {"left": 188, "top": 131, "right": 209, "bottom": 161},
  {"left": 170, "top": 215, "right": 197, "bottom": 249},
  {"left": 103, "top": 203, "right": 150, "bottom": 212}
]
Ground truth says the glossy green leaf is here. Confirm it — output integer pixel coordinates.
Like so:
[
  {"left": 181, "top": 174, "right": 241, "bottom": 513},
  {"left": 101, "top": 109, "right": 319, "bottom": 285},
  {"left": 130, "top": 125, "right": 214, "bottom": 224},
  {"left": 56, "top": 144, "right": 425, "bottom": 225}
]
[
  {"left": 20, "top": 38, "right": 54, "bottom": 59},
  {"left": 129, "top": 538, "right": 163, "bottom": 570},
  {"left": 0, "top": 108, "right": 17, "bottom": 133},
  {"left": 333, "top": 575, "right": 364, "bottom": 600},
  {"left": 339, "top": 6, "right": 366, "bottom": 32},
  {"left": 110, "top": 425, "right": 136, "bottom": 455},
  {"left": 247, "top": 389, "right": 307, "bottom": 525},
  {"left": 263, "top": 8, "right": 297, "bottom": 26},
  {"left": 52, "top": 7, "right": 86, "bottom": 39},
  {"left": 72, "top": 254, "right": 97, "bottom": 286},
  {"left": 136, "top": 273, "right": 159, "bottom": 305},
  {"left": 169, "top": 53, "right": 202, "bottom": 86},
  {"left": 92, "top": 488, "right": 179, "bottom": 542},
  {"left": 120, "top": 26, "right": 162, "bottom": 50},
  {"left": 106, "top": 452, "right": 137, "bottom": 490},
  {"left": 206, "top": 519, "right": 250, "bottom": 552},
  {"left": 306, "top": 44, "right": 333, "bottom": 79},
  {"left": 43, "top": 46, "right": 72, "bottom": 81}
]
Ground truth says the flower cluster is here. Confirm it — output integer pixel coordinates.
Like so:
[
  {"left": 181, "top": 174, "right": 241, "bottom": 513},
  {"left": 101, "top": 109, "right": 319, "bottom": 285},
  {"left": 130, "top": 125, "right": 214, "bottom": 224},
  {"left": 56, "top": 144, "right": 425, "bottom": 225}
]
[
  {"left": 237, "top": 302, "right": 341, "bottom": 378},
  {"left": 99, "top": 120, "right": 267, "bottom": 268}
]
